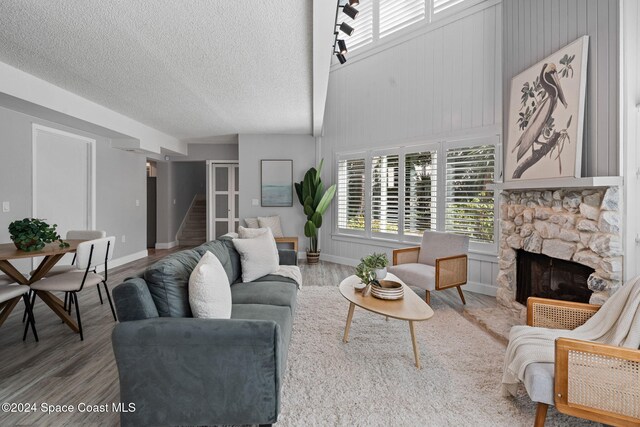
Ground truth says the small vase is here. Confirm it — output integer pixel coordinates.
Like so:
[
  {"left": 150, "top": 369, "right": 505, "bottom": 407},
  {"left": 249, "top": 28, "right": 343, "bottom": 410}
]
[
  {"left": 362, "top": 283, "right": 372, "bottom": 297},
  {"left": 375, "top": 267, "right": 387, "bottom": 280}
]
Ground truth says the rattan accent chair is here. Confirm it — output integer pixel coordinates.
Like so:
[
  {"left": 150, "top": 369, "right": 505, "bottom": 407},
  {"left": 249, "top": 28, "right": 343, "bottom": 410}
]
[
  {"left": 525, "top": 297, "right": 640, "bottom": 427},
  {"left": 389, "top": 230, "right": 469, "bottom": 305}
]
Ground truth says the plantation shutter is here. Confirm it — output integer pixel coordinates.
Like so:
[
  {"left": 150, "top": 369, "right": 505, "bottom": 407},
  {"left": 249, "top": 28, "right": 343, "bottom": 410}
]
[
  {"left": 380, "top": 0, "right": 426, "bottom": 38},
  {"left": 371, "top": 153, "right": 399, "bottom": 235},
  {"left": 337, "top": 157, "right": 366, "bottom": 231},
  {"left": 444, "top": 145, "right": 495, "bottom": 243},
  {"left": 339, "top": 0, "right": 373, "bottom": 52},
  {"left": 433, "top": 0, "right": 467, "bottom": 15},
  {"left": 404, "top": 149, "right": 437, "bottom": 236}
]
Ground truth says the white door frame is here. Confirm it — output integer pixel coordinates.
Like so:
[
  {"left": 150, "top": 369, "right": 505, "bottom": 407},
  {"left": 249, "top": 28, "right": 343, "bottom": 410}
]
[
  {"left": 32, "top": 123, "right": 97, "bottom": 229},
  {"left": 206, "top": 160, "right": 239, "bottom": 241}
]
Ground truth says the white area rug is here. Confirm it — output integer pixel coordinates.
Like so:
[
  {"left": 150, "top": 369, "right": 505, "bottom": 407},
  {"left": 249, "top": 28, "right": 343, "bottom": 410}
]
[{"left": 277, "top": 287, "right": 598, "bottom": 427}]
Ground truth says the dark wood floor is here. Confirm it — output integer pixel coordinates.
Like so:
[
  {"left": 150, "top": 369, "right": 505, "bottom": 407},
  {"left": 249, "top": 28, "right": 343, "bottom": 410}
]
[{"left": 0, "top": 250, "right": 496, "bottom": 426}]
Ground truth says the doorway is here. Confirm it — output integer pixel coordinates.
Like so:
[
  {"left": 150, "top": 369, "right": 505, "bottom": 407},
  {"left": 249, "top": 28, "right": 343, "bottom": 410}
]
[
  {"left": 146, "top": 161, "right": 157, "bottom": 248},
  {"left": 32, "top": 124, "right": 95, "bottom": 266},
  {"left": 207, "top": 162, "right": 239, "bottom": 240}
]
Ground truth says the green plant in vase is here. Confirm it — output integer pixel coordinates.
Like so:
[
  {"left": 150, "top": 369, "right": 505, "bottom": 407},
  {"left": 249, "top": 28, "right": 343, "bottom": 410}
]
[
  {"left": 294, "top": 159, "right": 336, "bottom": 264},
  {"left": 8, "top": 218, "right": 69, "bottom": 251}
]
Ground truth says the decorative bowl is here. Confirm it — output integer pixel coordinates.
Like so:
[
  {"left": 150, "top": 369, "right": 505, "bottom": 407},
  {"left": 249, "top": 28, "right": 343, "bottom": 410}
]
[
  {"left": 353, "top": 281, "right": 366, "bottom": 291},
  {"left": 371, "top": 280, "right": 404, "bottom": 300}
]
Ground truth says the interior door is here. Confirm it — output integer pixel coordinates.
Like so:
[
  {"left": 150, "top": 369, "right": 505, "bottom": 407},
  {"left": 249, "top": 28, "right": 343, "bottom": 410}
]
[
  {"left": 32, "top": 124, "right": 95, "bottom": 266},
  {"left": 208, "top": 163, "right": 239, "bottom": 240}
]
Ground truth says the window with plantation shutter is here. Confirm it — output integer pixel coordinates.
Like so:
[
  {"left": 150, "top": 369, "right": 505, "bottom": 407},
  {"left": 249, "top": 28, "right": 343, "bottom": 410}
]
[
  {"left": 339, "top": 0, "right": 373, "bottom": 52},
  {"left": 433, "top": 0, "right": 467, "bottom": 15},
  {"left": 337, "top": 157, "right": 366, "bottom": 231},
  {"left": 444, "top": 145, "right": 495, "bottom": 243},
  {"left": 404, "top": 149, "right": 437, "bottom": 236},
  {"left": 380, "top": 0, "right": 426, "bottom": 38},
  {"left": 371, "top": 153, "right": 399, "bottom": 234}
]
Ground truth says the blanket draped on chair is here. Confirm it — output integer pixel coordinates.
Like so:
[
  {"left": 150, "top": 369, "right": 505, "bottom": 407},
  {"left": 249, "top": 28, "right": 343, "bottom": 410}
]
[{"left": 502, "top": 276, "right": 640, "bottom": 397}]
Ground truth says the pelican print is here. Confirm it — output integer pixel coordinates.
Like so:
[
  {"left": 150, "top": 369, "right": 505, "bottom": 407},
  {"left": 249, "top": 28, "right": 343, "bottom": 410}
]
[{"left": 512, "top": 63, "right": 568, "bottom": 162}]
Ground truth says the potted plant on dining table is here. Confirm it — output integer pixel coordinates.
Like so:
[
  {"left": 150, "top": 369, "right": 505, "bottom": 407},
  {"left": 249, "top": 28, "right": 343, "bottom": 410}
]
[{"left": 8, "top": 218, "right": 69, "bottom": 251}]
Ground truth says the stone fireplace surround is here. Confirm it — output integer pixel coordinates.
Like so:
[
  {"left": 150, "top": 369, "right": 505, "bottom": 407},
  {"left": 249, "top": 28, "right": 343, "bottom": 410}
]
[{"left": 496, "top": 186, "right": 622, "bottom": 319}]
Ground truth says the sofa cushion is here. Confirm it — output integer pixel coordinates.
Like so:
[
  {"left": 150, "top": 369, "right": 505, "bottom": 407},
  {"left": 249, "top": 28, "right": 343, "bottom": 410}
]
[
  {"left": 144, "top": 249, "right": 201, "bottom": 317},
  {"left": 388, "top": 263, "right": 436, "bottom": 291},
  {"left": 189, "top": 251, "right": 232, "bottom": 319},
  {"left": 233, "top": 230, "right": 279, "bottom": 282},
  {"left": 194, "top": 240, "right": 234, "bottom": 283},
  {"left": 231, "top": 303, "right": 293, "bottom": 373},
  {"left": 523, "top": 362, "right": 555, "bottom": 406},
  {"left": 231, "top": 281, "right": 298, "bottom": 314},
  {"left": 219, "top": 237, "right": 242, "bottom": 283}
]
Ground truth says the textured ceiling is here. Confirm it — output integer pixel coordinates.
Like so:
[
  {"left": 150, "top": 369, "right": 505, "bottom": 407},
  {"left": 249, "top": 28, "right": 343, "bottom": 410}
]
[{"left": 0, "top": 0, "right": 313, "bottom": 139}]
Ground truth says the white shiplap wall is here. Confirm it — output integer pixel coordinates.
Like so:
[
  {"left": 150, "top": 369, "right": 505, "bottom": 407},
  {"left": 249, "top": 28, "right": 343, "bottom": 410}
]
[{"left": 319, "top": 2, "right": 502, "bottom": 296}]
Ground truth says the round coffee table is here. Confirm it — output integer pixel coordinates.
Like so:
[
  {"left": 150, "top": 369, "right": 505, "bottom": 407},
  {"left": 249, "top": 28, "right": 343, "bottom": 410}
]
[{"left": 339, "top": 273, "right": 434, "bottom": 368}]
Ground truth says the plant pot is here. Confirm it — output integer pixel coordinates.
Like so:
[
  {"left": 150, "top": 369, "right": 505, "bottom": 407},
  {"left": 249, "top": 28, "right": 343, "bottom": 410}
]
[
  {"left": 374, "top": 267, "right": 387, "bottom": 280},
  {"left": 13, "top": 239, "right": 38, "bottom": 251},
  {"left": 306, "top": 251, "right": 320, "bottom": 264}
]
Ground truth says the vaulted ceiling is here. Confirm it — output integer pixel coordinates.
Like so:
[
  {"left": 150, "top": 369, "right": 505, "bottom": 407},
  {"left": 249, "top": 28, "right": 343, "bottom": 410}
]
[{"left": 0, "top": 0, "right": 327, "bottom": 140}]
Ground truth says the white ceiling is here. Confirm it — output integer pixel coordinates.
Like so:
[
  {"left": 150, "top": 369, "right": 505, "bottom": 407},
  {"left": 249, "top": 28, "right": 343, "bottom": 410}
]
[{"left": 0, "top": 0, "right": 316, "bottom": 140}]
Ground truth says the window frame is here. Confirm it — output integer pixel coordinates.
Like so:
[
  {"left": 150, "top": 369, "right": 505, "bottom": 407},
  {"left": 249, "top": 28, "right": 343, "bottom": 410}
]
[{"left": 333, "top": 135, "right": 500, "bottom": 254}]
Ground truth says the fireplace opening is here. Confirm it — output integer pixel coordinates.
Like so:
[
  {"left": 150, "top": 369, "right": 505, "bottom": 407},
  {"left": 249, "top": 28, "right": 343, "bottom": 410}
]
[{"left": 515, "top": 250, "right": 593, "bottom": 305}]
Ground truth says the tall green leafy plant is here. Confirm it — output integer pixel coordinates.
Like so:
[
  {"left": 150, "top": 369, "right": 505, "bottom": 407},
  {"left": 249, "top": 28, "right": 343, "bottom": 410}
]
[{"left": 294, "top": 159, "right": 336, "bottom": 253}]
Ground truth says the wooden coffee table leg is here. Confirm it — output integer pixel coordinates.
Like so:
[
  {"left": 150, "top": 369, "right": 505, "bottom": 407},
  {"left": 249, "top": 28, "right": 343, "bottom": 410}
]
[
  {"left": 343, "top": 302, "right": 355, "bottom": 343},
  {"left": 409, "top": 320, "right": 420, "bottom": 369}
]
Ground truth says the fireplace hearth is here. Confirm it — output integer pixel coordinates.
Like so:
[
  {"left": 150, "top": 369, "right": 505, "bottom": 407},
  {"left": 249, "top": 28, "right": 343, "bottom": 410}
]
[{"left": 515, "top": 250, "right": 593, "bottom": 304}]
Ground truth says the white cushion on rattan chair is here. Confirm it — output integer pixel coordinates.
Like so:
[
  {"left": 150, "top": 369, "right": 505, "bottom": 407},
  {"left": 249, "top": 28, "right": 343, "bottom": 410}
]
[
  {"left": 523, "top": 362, "right": 555, "bottom": 406},
  {"left": 388, "top": 263, "right": 436, "bottom": 291},
  {"left": 0, "top": 283, "right": 29, "bottom": 302},
  {"left": 30, "top": 272, "right": 104, "bottom": 292},
  {"left": 0, "top": 275, "right": 15, "bottom": 286},
  {"left": 418, "top": 230, "right": 469, "bottom": 266}
]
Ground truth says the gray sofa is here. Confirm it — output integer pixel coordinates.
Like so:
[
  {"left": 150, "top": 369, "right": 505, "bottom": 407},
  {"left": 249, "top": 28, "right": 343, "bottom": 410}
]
[{"left": 111, "top": 237, "right": 298, "bottom": 427}]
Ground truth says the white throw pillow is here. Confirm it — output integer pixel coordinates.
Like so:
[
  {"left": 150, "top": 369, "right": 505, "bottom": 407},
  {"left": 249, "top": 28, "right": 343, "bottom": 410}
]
[
  {"left": 244, "top": 217, "right": 259, "bottom": 228},
  {"left": 188, "top": 251, "right": 232, "bottom": 319},
  {"left": 238, "top": 226, "right": 268, "bottom": 239},
  {"left": 257, "top": 216, "right": 283, "bottom": 237},
  {"left": 232, "top": 229, "right": 280, "bottom": 282}
]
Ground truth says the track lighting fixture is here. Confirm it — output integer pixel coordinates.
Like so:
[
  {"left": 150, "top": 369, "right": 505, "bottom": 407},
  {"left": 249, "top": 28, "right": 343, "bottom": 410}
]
[
  {"left": 342, "top": 3, "right": 359, "bottom": 19},
  {"left": 333, "top": 0, "right": 357, "bottom": 66},
  {"left": 339, "top": 22, "right": 355, "bottom": 36},
  {"left": 337, "top": 39, "right": 348, "bottom": 54}
]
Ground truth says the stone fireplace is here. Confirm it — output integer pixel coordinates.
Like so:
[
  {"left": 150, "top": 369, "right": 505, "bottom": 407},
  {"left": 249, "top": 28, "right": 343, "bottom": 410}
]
[{"left": 496, "top": 186, "right": 622, "bottom": 318}]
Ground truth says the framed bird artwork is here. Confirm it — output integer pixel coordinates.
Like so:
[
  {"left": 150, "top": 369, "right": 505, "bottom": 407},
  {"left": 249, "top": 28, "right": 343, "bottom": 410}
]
[{"left": 505, "top": 36, "right": 589, "bottom": 181}]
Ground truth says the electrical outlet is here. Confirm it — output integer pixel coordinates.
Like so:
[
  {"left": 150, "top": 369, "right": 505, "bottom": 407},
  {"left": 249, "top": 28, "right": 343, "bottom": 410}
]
[
  {"left": 2, "top": 201, "right": 9, "bottom": 213},
  {"left": 121, "top": 235, "right": 126, "bottom": 243},
  {"left": 135, "top": 199, "right": 140, "bottom": 207},
  {"left": 252, "top": 199, "right": 259, "bottom": 206}
]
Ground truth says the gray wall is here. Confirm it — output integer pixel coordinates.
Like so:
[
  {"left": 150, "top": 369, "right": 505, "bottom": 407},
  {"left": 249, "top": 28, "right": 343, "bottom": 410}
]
[
  {"left": 319, "top": 2, "right": 503, "bottom": 295},
  {"left": 170, "top": 143, "right": 238, "bottom": 162},
  {"left": 0, "top": 105, "right": 147, "bottom": 271},
  {"left": 503, "top": 0, "right": 620, "bottom": 177},
  {"left": 171, "top": 161, "right": 206, "bottom": 236},
  {"left": 238, "top": 134, "right": 316, "bottom": 248}
]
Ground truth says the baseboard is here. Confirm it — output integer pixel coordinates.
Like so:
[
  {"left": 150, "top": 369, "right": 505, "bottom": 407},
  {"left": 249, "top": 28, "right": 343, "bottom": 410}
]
[
  {"left": 96, "top": 250, "right": 148, "bottom": 273},
  {"left": 155, "top": 241, "right": 178, "bottom": 249},
  {"left": 319, "top": 253, "right": 497, "bottom": 297}
]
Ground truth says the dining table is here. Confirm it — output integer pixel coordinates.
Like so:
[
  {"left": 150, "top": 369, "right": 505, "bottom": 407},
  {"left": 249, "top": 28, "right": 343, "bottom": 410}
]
[{"left": 0, "top": 240, "right": 87, "bottom": 333}]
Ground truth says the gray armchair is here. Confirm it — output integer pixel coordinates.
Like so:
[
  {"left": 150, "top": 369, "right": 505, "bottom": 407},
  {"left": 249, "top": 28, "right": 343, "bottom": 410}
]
[{"left": 389, "top": 230, "right": 469, "bottom": 305}]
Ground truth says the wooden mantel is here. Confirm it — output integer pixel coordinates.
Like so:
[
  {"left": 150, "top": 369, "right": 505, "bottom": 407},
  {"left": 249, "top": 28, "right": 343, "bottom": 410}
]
[{"left": 486, "top": 176, "right": 623, "bottom": 191}]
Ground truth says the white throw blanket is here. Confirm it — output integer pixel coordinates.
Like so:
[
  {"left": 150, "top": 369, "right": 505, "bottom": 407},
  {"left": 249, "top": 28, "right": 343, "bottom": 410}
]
[
  {"left": 502, "top": 275, "right": 640, "bottom": 397},
  {"left": 271, "top": 265, "right": 303, "bottom": 289}
]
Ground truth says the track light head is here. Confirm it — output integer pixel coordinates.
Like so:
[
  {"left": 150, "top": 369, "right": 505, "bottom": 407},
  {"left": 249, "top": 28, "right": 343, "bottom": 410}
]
[
  {"left": 339, "top": 22, "right": 355, "bottom": 36},
  {"left": 343, "top": 3, "right": 359, "bottom": 19},
  {"left": 349, "top": 0, "right": 360, "bottom": 5},
  {"left": 336, "top": 53, "right": 347, "bottom": 64},
  {"left": 337, "top": 39, "right": 348, "bottom": 54}
]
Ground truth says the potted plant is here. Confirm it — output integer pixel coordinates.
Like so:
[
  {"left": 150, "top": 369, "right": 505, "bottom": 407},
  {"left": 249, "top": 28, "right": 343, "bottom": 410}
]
[
  {"left": 363, "top": 252, "right": 389, "bottom": 280},
  {"left": 294, "top": 159, "right": 336, "bottom": 264},
  {"left": 8, "top": 218, "right": 69, "bottom": 252}
]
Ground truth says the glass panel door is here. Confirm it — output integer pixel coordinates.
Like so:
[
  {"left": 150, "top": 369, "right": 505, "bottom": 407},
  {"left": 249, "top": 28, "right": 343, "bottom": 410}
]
[{"left": 208, "top": 162, "right": 239, "bottom": 240}]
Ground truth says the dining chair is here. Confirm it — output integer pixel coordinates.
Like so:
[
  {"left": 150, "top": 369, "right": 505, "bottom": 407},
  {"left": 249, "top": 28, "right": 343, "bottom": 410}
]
[
  {"left": 25, "top": 230, "right": 107, "bottom": 321},
  {"left": 389, "top": 230, "right": 469, "bottom": 305},
  {"left": 0, "top": 281, "right": 38, "bottom": 342},
  {"left": 30, "top": 236, "right": 116, "bottom": 340}
]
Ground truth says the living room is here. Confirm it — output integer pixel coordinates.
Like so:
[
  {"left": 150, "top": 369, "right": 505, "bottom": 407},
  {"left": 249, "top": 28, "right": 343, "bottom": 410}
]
[{"left": 0, "top": 0, "right": 639, "bottom": 426}]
